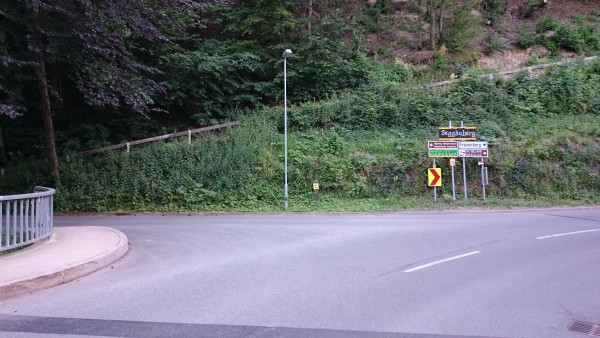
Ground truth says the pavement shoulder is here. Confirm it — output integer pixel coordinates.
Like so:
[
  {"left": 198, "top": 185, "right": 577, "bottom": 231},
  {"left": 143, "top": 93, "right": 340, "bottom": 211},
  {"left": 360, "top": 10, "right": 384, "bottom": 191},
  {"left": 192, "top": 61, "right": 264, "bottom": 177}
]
[{"left": 0, "top": 226, "right": 128, "bottom": 301}]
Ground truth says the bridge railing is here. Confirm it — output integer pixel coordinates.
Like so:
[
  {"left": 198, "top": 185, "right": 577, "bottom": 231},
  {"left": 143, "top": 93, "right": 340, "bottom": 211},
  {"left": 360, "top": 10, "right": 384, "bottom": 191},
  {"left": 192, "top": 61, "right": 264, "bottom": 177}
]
[{"left": 0, "top": 187, "right": 55, "bottom": 252}]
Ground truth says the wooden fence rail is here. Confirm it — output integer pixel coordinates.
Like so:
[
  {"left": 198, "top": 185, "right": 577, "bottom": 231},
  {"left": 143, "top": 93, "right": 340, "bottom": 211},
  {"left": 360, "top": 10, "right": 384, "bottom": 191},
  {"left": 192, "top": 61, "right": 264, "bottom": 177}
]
[
  {"left": 425, "top": 56, "right": 597, "bottom": 88},
  {"left": 77, "top": 121, "right": 240, "bottom": 156},
  {"left": 75, "top": 56, "right": 597, "bottom": 156}
]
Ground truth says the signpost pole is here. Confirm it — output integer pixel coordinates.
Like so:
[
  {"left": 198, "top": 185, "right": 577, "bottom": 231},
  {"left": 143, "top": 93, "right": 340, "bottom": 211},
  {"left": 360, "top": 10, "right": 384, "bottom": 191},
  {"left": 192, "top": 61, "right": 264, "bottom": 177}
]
[
  {"left": 448, "top": 121, "right": 456, "bottom": 201},
  {"left": 461, "top": 121, "right": 467, "bottom": 200},
  {"left": 433, "top": 159, "right": 437, "bottom": 202},
  {"left": 481, "top": 158, "right": 486, "bottom": 201},
  {"left": 451, "top": 161, "right": 456, "bottom": 201}
]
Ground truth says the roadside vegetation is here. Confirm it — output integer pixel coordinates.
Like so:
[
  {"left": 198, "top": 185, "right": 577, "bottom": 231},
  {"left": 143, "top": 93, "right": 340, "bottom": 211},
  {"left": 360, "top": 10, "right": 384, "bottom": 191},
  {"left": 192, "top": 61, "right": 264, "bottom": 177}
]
[
  {"left": 1, "top": 1, "right": 599, "bottom": 212},
  {"left": 3, "top": 57, "right": 599, "bottom": 212}
]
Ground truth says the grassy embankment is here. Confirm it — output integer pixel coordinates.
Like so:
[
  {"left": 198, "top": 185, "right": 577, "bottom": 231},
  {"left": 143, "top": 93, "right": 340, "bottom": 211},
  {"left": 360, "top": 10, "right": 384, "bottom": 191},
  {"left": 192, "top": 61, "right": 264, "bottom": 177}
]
[{"left": 2, "top": 59, "right": 600, "bottom": 212}]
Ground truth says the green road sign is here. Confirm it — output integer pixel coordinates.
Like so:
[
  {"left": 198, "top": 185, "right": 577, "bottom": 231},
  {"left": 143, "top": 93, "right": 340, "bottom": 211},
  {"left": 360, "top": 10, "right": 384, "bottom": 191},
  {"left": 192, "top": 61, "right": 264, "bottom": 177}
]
[{"left": 428, "top": 149, "right": 459, "bottom": 157}]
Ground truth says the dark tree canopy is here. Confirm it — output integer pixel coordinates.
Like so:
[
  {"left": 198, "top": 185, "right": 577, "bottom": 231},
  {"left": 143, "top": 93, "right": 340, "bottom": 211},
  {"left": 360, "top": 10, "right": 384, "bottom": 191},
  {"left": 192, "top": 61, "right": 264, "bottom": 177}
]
[
  {"left": 0, "top": 0, "right": 230, "bottom": 117},
  {"left": 0, "top": 0, "right": 388, "bottom": 173},
  {"left": 0, "top": 0, "right": 230, "bottom": 173}
]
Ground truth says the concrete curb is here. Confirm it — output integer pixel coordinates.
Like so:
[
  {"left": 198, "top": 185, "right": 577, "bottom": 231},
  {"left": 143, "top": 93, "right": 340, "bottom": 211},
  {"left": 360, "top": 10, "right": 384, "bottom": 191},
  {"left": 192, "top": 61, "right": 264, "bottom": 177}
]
[{"left": 0, "top": 227, "right": 128, "bottom": 301}]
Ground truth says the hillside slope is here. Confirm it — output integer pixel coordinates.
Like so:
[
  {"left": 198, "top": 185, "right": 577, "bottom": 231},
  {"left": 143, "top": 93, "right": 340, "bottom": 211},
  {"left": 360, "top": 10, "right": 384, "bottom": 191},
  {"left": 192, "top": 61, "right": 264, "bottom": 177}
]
[{"left": 364, "top": 0, "right": 599, "bottom": 73}]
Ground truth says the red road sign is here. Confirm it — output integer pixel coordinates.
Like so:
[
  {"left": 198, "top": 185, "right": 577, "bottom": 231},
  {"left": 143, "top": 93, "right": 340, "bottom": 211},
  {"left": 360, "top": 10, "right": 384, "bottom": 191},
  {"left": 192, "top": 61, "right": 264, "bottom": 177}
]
[
  {"left": 459, "top": 149, "right": 489, "bottom": 157},
  {"left": 428, "top": 168, "right": 441, "bottom": 186}
]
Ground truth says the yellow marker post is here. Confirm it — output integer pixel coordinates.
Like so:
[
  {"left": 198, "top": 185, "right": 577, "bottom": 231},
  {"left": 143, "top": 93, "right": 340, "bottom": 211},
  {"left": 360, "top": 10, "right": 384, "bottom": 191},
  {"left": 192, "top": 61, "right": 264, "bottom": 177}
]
[{"left": 312, "top": 180, "right": 320, "bottom": 201}]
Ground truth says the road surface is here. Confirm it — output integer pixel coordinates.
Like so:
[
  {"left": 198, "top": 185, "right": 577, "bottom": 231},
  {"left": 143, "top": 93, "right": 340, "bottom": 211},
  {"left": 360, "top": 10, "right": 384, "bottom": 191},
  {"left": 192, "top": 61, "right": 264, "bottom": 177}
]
[{"left": 1, "top": 208, "right": 600, "bottom": 337}]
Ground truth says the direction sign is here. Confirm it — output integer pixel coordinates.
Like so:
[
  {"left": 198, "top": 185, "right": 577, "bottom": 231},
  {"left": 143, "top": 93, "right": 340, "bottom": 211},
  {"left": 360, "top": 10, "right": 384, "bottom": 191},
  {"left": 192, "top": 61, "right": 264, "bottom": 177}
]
[
  {"left": 428, "top": 140, "right": 458, "bottom": 157},
  {"left": 428, "top": 141, "right": 458, "bottom": 149},
  {"left": 459, "top": 149, "right": 489, "bottom": 157},
  {"left": 428, "top": 168, "right": 441, "bottom": 186},
  {"left": 458, "top": 141, "right": 488, "bottom": 149},
  {"left": 429, "top": 149, "right": 459, "bottom": 157}
]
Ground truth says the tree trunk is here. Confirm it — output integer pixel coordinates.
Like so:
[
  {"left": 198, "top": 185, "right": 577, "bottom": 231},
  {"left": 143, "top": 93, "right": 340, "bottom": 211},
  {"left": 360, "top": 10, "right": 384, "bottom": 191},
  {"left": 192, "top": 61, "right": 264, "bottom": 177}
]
[
  {"left": 308, "top": 0, "right": 312, "bottom": 38},
  {"left": 438, "top": 1, "right": 444, "bottom": 43},
  {"left": 0, "top": 124, "right": 6, "bottom": 165},
  {"left": 37, "top": 50, "right": 59, "bottom": 176},
  {"left": 429, "top": 0, "right": 436, "bottom": 49},
  {"left": 33, "top": 5, "right": 59, "bottom": 176},
  {"left": 416, "top": 0, "right": 423, "bottom": 49}
]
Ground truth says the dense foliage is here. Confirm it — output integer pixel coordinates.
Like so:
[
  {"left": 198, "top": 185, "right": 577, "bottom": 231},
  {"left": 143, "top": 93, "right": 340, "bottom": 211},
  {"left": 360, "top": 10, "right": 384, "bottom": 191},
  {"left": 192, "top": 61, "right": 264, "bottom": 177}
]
[{"left": 2, "top": 59, "right": 599, "bottom": 211}]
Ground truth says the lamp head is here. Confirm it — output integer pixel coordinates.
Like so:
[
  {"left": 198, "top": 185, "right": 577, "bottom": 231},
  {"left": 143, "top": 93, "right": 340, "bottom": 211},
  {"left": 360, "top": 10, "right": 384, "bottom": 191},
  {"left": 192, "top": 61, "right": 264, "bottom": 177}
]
[{"left": 282, "top": 49, "right": 293, "bottom": 58}]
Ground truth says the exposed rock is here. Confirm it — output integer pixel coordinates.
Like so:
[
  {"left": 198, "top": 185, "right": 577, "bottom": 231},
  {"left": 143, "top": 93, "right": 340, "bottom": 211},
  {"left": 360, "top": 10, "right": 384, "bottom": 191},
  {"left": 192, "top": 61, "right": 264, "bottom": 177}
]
[{"left": 527, "top": 46, "right": 551, "bottom": 58}]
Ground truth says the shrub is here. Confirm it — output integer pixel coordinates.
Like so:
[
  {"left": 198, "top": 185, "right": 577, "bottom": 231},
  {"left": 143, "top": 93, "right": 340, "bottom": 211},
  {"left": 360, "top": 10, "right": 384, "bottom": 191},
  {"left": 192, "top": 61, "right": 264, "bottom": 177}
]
[
  {"left": 483, "top": 34, "right": 507, "bottom": 54},
  {"left": 553, "top": 24, "right": 583, "bottom": 52},
  {"left": 517, "top": 27, "right": 538, "bottom": 48},
  {"left": 536, "top": 16, "right": 559, "bottom": 33}
]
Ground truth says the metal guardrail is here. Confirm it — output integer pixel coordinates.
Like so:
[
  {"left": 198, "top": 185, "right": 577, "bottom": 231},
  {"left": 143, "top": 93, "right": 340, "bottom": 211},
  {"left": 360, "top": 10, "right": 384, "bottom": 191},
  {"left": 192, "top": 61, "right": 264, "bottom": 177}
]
[{"left": 0, "top": 186, "right": 55, "bottom": 252}]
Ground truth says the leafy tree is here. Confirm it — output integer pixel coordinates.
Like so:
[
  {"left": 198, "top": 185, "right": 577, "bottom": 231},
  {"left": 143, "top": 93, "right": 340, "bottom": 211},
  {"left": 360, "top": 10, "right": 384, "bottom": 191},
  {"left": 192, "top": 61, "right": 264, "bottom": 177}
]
[
  {"left": 407, "top": 0, "right": 480, "bottom": 52},
  {"left": 440, "top": 1, "right": 481, "bottom": 52},
  {"left": 216, "top": 0, "right": 296, "bottom": 45},
  {"left": 0, "top": 0, "right": 225, "bottom": 175},
  {"left": 427, "top": 0, "right": 446, "bottom": 49},
  {"left": 284, "top": 36, "right": 370, "bottom": 103},
  {"left": 160, "top": 39, "right": 272, "bottom": 124}
]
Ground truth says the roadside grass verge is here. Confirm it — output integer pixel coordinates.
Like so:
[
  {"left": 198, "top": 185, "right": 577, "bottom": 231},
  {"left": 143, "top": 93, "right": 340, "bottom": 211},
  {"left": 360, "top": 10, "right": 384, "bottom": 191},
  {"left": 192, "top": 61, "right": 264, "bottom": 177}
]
[{"left": 97, "top": 195, "right": 600, "bottom": 214}]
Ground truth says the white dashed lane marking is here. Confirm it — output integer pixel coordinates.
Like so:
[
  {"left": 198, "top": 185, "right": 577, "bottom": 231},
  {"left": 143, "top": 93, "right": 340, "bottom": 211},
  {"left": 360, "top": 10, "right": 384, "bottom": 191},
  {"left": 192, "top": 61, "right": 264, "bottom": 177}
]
[
  {"left": 404, "top": 251, "right": 481, "bottom": 273},
  {"left": 536, "top": 229, "right": 600, "bottom": 240}
]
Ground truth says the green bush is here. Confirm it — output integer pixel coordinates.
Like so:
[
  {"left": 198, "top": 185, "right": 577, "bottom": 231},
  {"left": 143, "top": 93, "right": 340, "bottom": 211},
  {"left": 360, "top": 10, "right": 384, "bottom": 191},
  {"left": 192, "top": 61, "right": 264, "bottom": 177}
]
[
  {"left": 517, "top": 27, "right": 538, "bottom": 48},
  {"left": 536, "top": 16, "right": 559, "bottom": 33},
  {"left": 553, "top": 24, "right": 583, "bottom": 52},
  {"left": 526, "top": 16, "right": 600, "bottom": 54},
  {"left": 53, "top": 114, "right": 277, "bottom": 211},
  {"left": 483, "top": 34, "right": 506, "bottom": 54}
]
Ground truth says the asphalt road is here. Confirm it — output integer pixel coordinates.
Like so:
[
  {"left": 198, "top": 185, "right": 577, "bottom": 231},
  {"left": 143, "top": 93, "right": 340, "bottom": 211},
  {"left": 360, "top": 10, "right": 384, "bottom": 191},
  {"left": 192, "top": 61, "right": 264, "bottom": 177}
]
[{"left": 1, "top": 208, "right": 600, "bottom": 338}]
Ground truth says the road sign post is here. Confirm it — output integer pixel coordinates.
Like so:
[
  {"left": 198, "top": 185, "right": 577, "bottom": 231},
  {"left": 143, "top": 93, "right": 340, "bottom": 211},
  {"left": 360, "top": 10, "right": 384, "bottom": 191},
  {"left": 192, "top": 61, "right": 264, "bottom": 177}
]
[
  {"left": 480, "top": 160, "right": 486, "bottom": 201},
  {"left": 460, "top": 122, "right": 467, "bottom": 200},
  {"left": 427, "top": 121, "right": 491, "bottom": 202},
  {"left": 450, "top": 158, "right": 456, "bottom": 201},
  {"left": 313, "top": 180, "right": 320, "bottom": 202},
  {"left": 432, "top": 160, "right": 437, "bottom": 201}
]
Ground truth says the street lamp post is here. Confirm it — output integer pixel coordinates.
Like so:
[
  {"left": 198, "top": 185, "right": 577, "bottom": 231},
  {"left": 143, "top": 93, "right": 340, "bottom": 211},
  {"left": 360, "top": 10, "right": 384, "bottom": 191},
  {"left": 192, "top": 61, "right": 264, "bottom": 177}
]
[{"left": 283, "top": 48, "right": 292, "bottom": 209}]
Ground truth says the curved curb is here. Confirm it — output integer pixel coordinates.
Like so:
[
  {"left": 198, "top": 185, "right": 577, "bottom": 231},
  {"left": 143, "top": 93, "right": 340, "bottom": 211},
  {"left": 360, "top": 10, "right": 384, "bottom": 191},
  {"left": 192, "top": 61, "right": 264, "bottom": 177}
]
[{"left": 0, "top": 227, "right": 128, "bottom": 301}]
